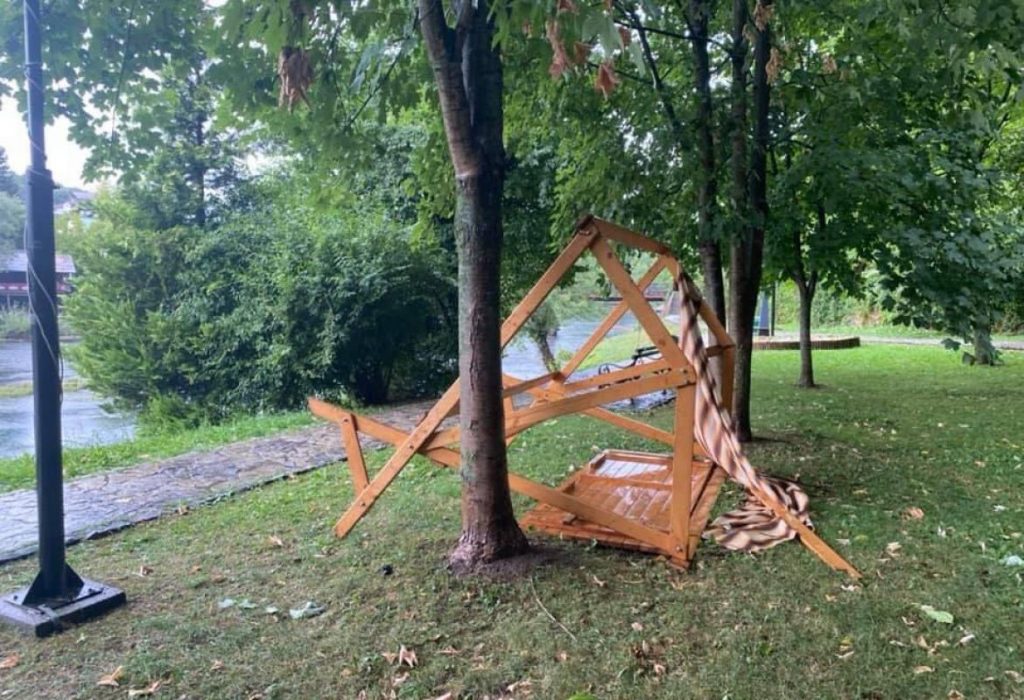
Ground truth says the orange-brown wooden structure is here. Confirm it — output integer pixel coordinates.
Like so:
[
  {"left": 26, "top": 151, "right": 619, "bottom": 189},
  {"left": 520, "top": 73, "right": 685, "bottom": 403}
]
[{"left": 310, "top": 216, "right": 858, "bottom": 575}]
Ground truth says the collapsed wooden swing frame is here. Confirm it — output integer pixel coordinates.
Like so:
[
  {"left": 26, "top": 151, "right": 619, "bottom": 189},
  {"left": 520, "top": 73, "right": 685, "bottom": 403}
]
[{"left": 310, "top": 216, "right": 858, "bottom": 576}]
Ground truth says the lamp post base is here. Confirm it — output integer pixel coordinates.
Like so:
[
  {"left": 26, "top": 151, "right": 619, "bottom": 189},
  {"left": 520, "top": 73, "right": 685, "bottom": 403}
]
[{"left": 0, "top": 578, "right": 126, "bottom": 638}]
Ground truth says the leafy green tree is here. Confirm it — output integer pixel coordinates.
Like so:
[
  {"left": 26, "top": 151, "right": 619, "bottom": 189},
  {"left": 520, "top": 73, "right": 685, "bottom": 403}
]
[
  {"left": 0, "top": 192, "right": 24, "bottom": 256},
  {"left": 0, "top": 146, "right": 19, "bottom": 197}
]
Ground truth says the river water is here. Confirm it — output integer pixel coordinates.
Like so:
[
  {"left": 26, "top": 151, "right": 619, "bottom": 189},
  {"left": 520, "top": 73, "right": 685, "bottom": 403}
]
[
  {"left": 0, "top": 309, "right": 640, "bottom": 460},
  {"left": 0, "top": 340, "right": 136, "bottom": 459}
]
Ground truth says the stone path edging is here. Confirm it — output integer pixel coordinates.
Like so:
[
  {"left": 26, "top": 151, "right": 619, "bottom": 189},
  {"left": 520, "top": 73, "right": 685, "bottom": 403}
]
[{"left": 0, "top": 400, "right": 432, "bottom": 564}]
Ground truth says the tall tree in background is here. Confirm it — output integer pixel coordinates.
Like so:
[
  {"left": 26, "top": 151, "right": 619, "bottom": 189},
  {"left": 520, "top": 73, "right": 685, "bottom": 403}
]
[
  {"left": 419, "top": 0, "right": 530, "bottom": 567},
  {"left": 726, "top": 0, "right": 773, "bottom": 441},
  {"left": 0, "top": 146, "right": 19, "bottom": 196}
]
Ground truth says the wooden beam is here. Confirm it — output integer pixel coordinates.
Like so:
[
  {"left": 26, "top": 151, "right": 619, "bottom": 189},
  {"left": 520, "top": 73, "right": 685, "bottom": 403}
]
[
  {"left": 507, "top": 473, "right": 677, "bottom": 553},
  {"left": 505, "top": 369, "right": 692, "bottom": 437},
  {"left": 591, "top": 218, "right": 672, "bottom": 255},
  {"left": 339, "top": 411, "right": 369, "bottom": 492},
  {"left": 559, "top": 258, "right": 667, "bottom": 378},
  {"left": 591, "top": 237, "right": 690, "bottom": 373},
  {"left": 669, "top": 384, "right": 697, "bottom": 558}
]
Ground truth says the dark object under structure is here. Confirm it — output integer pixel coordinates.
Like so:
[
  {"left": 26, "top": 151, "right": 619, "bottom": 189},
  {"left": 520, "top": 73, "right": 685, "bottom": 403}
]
[{"left": 0, "top": 0, "right": 125, "bottom": 638}]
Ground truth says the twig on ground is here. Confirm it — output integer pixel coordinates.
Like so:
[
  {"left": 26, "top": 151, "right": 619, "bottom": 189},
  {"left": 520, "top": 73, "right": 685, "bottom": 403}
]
[{"left": 530, "top": 576, "right": 577, "bottom": 642}]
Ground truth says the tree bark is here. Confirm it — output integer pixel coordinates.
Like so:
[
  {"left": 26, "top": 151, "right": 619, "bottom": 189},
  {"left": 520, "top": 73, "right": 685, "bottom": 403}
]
[
  {"left": 795, "top": 273, "right": 817, "bottom": 387},
  {"left": 689, "top": 0, "right": 726, "bottom": 324},
  {"left": 419, "top": 0, "right": 529, "bottom": 567}
]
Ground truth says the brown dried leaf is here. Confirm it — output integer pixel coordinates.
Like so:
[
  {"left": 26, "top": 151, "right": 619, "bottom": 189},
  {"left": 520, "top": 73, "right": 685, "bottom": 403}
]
[
  {"left": 398, "top": 645, "right": 417, "bottom": 668},
  {"left": 595, "top": 61, "right": 620, "bottom": 98},
  {"left": 948, "top": 691, "right": 964, "bottom": 700},
  {"left": 903, "top": 507, "right": 925, "bottom": 520},
  {"left": 631, "top": 621, "right": 644, "bottom": 632},
  {"left": 766, "top": 47, "right": 782, "bottom": 84},
  {"left": 268, "top": 535, "right": 285, "bottom": 548},
  {"left": 591, "top": 574, "right": 606, "bottom": 588},
  {"left": 97, "top": 665, "right": 124, "bottom": 687},
  {"left": 1007, "top": 670, "right": 1024, "bottom": 684},
  {"left": 137, "top": 565, "right": 153, "bottom": 577},
  {"left": 557, "top": 0, "right": 578, "bottom": 13},
  {"left": 381, "top": 651, "right": 398, "bottom": 665},
  {"left": 438, "top": 646, "right": 460, "bottom": 656},
  {"left": 555, "top": 650, "right": 569, "bottom": 663},
  {"left": 546, "top": 20, "right": 571, "bottom": 79},
  {"left": 506, "top": 679, "right": 532, "bottom": 693},
  {"left": 913, "top": 666, "right": 934, "bottom": 675},
  {"left": 127, "top": 679, "right": 162, "bottom": 697},
  {"left": 618, "top": 27, "right": 632, "bottom": 47},
  {"left": 753, "top": 0, "right": 775, "bottom": 31},
  {"left": 0, "top": 654, "right": 20, "bottom": 671},
  {"left": 210, "top": 660, "right": 225, "bottom": 672},
  {"left": 572, "top": 42, "right": 592, "bottom": 66}
]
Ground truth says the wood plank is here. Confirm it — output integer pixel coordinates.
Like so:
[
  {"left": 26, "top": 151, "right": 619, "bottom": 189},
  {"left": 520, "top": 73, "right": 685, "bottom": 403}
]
[
  {"left": 669, "top": 384, "right": 697, "bottom": 557},
  {"left": 591, "top": 237, "right": 690, "bottom": 372},
  {"left": 339, "top": 411, "right": 369, "bottom": 492},
  {"left": 507, "top": 473, "right": 677, "bottom": 553},
  {"left": 505, "top": 370, "right": 691, "bottom": 437},
  {"left": 319, "top": 383, "right": 461, "bottom": 538},
  {"left": 559, "top": 358, "right": 672, "bottom": 392},
  {"left": 592, "top": 218, "right": 671, "bottom": 255}
]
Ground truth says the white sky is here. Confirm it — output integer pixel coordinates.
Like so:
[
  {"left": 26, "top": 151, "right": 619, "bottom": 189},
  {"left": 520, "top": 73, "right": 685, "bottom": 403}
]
[{"left": 0, "top": 96, "right": 92, "bottom": 190}]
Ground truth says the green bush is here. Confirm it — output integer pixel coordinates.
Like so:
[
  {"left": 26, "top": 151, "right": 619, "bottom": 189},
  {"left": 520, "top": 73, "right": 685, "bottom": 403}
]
[
  {"left": 0, "top": 308, "right": 30, "bottom": 339},
  {"left": 65, "top": 194, "right": 457, "bottom": 426}
]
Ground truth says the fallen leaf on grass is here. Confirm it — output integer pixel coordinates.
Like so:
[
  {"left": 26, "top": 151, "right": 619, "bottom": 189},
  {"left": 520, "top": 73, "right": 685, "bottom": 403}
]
[
  {"left": 391, "top": 671, "right": 410, "bottom": 687},
  {"left": 210, "top": 660, "right": 225, "bottom": 672},
  {"left": 920, "top": 605, "right": 954, "bottom": 624},
  {"left": 948, "top": 690, "right": 964, "bottom": 700},
  {"left": 506, "top": 679, "right": 532, "bottom": 693},
  {"left": 96, "top": 665, "right": 124, "bottom": 687},
  {"left": 218, "top": 598, "right": 236, "bottom": 610},
  {"left": 127, "top": 680, "right": 161, "bottom": 697},
  {"left": 398, "top": 645, "right": 417, "bottom": 668},
  {"left": 903, "top": 507, "right": 925, "bottom": 520},
  {"left": 288, "top": 601, "right": 325, "bottom": 620},
  {"left": 886, "top": 542, "right": 902, "bottom": 556},
  {"left": 591, "top": 575, "right": 606, "bottom": 588},
  {"left": 913, "top": 666, "right": 934, "bottom": 675},
  {"left": 0, "top": 654, "right": 20, "bottom": 671},
  {"left": 1006, "top": 670, "right": 1023, "bottom": 684},
  {"left": 137, "top": 565, "right": 153, "bottom": 577},
  {"left": 267, "top": 535, "right": 285, "bottom": 548},
  {"left": 835, "top": 651, "right": 855, "bottom": 660},
  {"left": 437, "top": 646, "right": 460, "bottom": 656},
  {"left": 957, "top": 633, "right": 975, "bottom": 646},
  {"left": 555, "top": 650, "right": 569, "bottom": 663}
]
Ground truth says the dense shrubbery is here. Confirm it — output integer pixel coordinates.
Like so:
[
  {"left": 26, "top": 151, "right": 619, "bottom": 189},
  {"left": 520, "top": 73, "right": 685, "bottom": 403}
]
[{"left": 65, "top": 192, "right": 457, "bottom": 426}]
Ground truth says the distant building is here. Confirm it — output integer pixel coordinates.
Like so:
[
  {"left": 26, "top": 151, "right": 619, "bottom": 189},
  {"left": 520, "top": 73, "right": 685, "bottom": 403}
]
[{"left": 0, "top": 250, "right": 75, "bottom": 307}]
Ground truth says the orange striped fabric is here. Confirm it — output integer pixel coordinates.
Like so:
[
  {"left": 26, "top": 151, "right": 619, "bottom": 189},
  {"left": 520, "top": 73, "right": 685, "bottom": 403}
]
[{"left": 676, "top": 275, "right": 813, "bottom": 553}]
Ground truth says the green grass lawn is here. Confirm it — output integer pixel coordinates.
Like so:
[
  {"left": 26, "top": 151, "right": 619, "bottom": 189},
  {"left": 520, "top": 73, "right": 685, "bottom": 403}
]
[
  {"left": 1, "top": 345, "right": 1023, "bottom": 699},
  {"left": 0, "top": 411, "right": 315, "bottom": 493}
]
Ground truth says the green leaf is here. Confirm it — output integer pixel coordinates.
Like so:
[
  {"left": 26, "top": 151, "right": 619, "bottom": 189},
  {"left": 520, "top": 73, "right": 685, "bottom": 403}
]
[{"left": 919, "top": 605, "right": 954, "bottom": 624}]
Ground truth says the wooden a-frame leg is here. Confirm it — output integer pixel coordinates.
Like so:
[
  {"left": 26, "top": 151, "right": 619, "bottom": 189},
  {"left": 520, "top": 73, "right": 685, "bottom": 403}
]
[
  {"left": 669, "top": 383, "right": 697, "bottom": 561},
  {"left": 339, "top": 411, "right": 369, "bottom": 493}
]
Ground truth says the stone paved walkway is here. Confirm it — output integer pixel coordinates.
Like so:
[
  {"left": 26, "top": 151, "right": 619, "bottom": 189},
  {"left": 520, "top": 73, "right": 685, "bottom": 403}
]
[{"left": 0, "top": 400, "right": 433, "bottom": 564}]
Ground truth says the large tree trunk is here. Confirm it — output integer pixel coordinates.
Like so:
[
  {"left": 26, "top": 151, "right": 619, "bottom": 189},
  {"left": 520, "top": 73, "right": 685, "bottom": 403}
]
[
  {"left": 795, "top": 273, "right": 817, "bottom": 387},
  {"left": 690, "top": 0, "right": 726, "bottom": 323},
  {"left": 729, "top": 0, "right": 771, "bottom": 442},
  {"left": 419, "top": 0, "right": 529, "bottom": 567}
]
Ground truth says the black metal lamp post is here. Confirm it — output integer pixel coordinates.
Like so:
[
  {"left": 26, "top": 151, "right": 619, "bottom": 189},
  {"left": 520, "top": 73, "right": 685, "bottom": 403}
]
[{"left": 0, "top": 0, "right": 125, "bottom": 638}]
